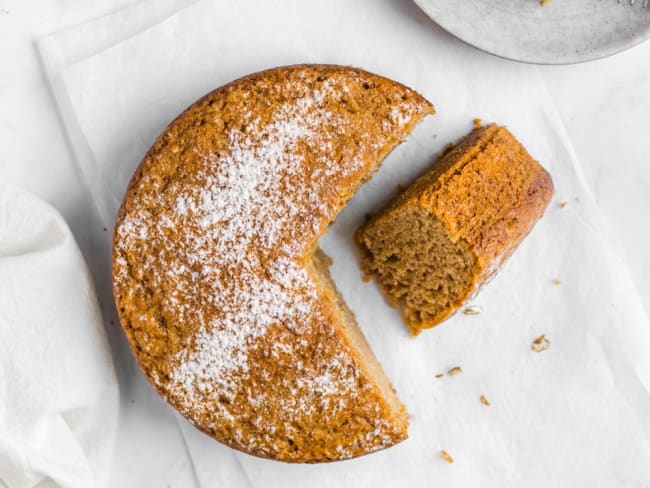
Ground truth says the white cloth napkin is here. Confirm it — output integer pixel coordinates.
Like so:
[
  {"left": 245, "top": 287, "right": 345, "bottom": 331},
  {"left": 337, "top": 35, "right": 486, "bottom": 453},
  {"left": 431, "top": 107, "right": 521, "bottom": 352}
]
[
  {"left": 0, "top": 185, "right": 118, "bottom": 488},
  {"left": 39, "top": 0, "right": 650, "bottom": 486}
]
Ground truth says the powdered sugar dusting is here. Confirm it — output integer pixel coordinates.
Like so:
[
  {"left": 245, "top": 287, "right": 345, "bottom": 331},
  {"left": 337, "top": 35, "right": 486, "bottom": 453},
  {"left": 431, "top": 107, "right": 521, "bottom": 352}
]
[
  {"left": 161, "top": 88, "right": 364, "bottom": 416},
  {"left": 114, "top": 69, "right": 426, "bottom": 458}
]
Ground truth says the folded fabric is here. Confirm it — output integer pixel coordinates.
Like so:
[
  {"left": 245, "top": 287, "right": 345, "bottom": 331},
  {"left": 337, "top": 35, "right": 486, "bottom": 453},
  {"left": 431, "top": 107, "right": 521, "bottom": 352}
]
[{"left": 0, "top": 185, "right": 118, "bottom": 488}]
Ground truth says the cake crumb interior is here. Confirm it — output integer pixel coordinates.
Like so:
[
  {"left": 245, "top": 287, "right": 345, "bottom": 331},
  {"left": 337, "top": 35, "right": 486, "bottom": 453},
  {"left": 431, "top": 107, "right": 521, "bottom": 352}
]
[{"left": 357, "top": 206, "right": 478, "bottom": 334}]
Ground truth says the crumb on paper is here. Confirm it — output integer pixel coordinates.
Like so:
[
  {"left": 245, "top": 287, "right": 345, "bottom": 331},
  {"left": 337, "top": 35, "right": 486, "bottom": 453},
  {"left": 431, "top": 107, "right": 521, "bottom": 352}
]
[
  {"left": 416, "top": 18, "right": 426, "bottom": 24},
  {"left": 435, "top": 373, "right": 444, "bottom": 379},
  {"left": 540, "top": 0, "right": 551, "bottom": 5},
  {"left": 448, "top": 366, "right": 463, "bottom": 376},
  {"left": 463, "top": 305, "right": 481, "bottom": 315},
  {"left": 473, "top": 118, "right": 482, "bottom": 128},
  {"left": 432, "top": 133, "right": 438, "bottom": 139},
  {"left": 559, "top": 201, "right": 568, "bottom": 208},
  {"left": 531, "top": 334, "right": 550, "bottom": 352},
  {"left": 480, "top": 395, "right": 490, "bottom": 406},
  {"left": 574, "top": 196, "right": 580, "bottom": 203},
  {"left": 440, "top": 450, "right": 454, "bottom": 463},
  {"left": 552, "top": 278, "right": 562, "bottom": 285}
]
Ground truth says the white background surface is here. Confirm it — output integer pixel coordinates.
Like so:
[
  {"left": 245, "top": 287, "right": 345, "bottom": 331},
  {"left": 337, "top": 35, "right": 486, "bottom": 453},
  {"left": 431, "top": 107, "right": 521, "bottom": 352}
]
[{"left": 2, "top": 0, "right": 650, "bottom": 486}]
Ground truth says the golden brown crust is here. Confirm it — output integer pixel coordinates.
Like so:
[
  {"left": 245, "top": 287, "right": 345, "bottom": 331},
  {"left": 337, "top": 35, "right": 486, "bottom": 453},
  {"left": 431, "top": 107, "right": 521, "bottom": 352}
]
[
  {"left": 112, "top": 65, "right": 433, "bottom": 462},
  {"left": 420, "top": 125, "right": 553, "bottom": 274}
]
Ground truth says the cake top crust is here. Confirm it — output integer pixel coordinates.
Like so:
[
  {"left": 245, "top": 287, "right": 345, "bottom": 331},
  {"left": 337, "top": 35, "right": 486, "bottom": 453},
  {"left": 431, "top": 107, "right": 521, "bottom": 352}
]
[{"left": 112, "top": 65, "right": 433, "bottom": 462}]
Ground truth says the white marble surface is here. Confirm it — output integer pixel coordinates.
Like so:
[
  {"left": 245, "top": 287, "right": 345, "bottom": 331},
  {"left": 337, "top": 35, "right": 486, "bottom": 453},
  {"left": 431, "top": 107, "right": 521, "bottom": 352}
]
[{"left": 1, "top": 0, "right": 649, "bottom": 486}]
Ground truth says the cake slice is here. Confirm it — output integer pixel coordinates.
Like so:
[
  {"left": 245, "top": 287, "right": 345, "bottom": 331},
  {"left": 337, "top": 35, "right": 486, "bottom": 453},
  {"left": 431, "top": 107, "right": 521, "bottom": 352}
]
[{"left": 356, "top": 124, "right": 554, "bottom": 335}]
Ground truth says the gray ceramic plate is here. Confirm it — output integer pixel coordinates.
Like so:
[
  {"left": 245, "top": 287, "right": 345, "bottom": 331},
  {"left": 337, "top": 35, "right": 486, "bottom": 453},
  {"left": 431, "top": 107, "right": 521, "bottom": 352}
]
[{"left": 414, "top": 0, "right": 650, "bottom": 64}]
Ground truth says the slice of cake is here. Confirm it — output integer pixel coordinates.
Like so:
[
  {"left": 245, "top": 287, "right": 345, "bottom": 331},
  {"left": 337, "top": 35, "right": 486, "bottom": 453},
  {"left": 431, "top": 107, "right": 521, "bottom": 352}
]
[{"left": 356, "top": 124, "right": 553, "bottom": 335}]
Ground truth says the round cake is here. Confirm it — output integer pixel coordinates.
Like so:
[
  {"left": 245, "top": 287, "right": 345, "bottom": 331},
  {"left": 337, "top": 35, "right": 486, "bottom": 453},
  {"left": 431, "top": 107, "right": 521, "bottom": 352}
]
[{"left": 112, "top": 65, "right": 433, "bottom": 462}]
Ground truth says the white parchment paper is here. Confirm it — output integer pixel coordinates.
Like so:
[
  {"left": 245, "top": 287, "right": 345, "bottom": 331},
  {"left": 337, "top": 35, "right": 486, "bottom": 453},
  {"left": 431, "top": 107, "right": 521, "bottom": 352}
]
[{"left": 43, "top": 0, "right": 650, "bottom": 486}]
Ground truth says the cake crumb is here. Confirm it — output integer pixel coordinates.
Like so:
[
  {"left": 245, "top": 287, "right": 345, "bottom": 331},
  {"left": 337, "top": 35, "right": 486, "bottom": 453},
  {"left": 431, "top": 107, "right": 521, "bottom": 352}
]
[
  {"left": 435, "top": 373, "right": 444, "bottom": 379},
  {"left": 440, "top": 450, "right": 454, "bottom": 463},
  {"left": 552, "top": 278, "right": 562, "bottom": 285},
  {"left": 574, "top": 196, "right": 580, "bottom": 203},
  {"left": 559, "top": 201, "right": 568, "bottom": 208},
  {"left": 463, "top": 305, "right": 481, "bottom": 315},
  {"left": 531, "top": 334, "right": 550, "bottom": 352},
  {"left": 473, "top": 118, "right": 482, "bottom": 128},
  {"left": 479, "top": 395, "right": 490, "bottom": 406},
  {"left": 448, "top": 366, "right": 463, "bottom": 376}
]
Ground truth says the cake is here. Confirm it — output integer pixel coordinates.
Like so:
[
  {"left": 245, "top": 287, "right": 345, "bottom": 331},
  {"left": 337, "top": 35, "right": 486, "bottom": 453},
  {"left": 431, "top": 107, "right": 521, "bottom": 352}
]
[
  {"left": 112, "top": 65, "right": 434, "bottom": 462},
  {"left": 356, "top": 124, "right": 553, "bottom": 335}
]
